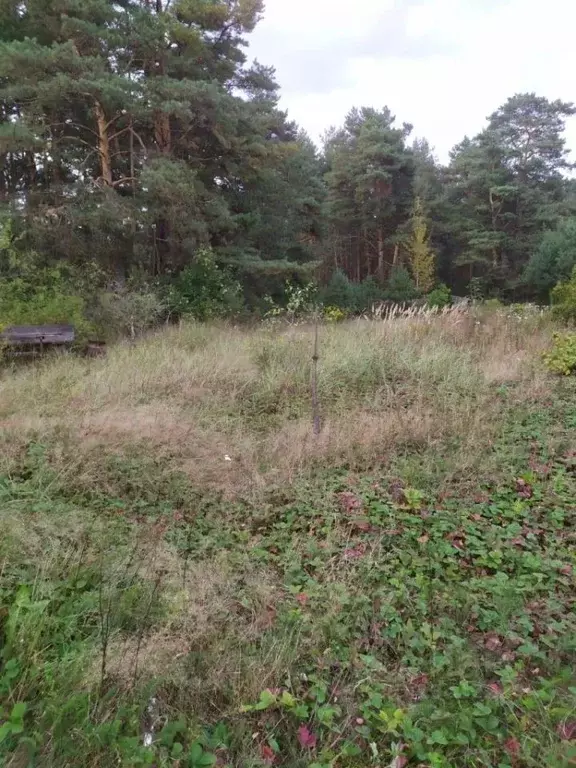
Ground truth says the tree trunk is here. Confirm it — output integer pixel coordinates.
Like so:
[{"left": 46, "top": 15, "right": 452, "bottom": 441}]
[
  {"left": 94, "top": 100, "right": 112, "bottom": 185},
  {"left": 377, "top": 227, "right": 385, "bottom": 282},
  {"left": 154, "top": 111, "right": 171, "bottom": 154},
  {"left": 153, "top": 107, "right": 171, "bottom": 273}
]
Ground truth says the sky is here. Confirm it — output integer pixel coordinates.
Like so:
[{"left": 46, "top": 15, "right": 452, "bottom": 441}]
[{"left": 247, "top": 0, "right": 576, "bottom": 162}]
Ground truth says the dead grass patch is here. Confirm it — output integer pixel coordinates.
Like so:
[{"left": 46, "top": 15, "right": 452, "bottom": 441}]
[
  {"left": 92, "top": 550, "right": 286, "bottom": 716},
  {"left": 0, "top": 313, "right": 556, "bottom": 495}
]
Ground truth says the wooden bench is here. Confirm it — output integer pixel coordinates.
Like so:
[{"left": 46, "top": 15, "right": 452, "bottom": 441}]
[{"left": 0, "top": 324, "right": 75, "bottom": 354}]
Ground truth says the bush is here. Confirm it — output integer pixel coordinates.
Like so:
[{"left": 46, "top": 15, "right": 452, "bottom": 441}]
[
  {"left": 551, "top": 266, "right": 576, "bottom": 323},
  {"left": 525, "top": 218, "right": 576, "bottom": 296},
  {"left": 94, "top": 290, "right": 164, "bottom": 339},
  {"left": 323, "top": 305, "right": 346, "bottom": 323},
  {"left": 468, "top": 277, "right": 485, "bottom": 302},
  {"left": 0, "top": 265, "right": 92, "bottom": 339},
  {"left": 351, "top": 275, "right": 384, "bottom": 312},
  {"left": 544, "top": 332, "right": 576, "bottom": 375},
  {"left": 264, "top": 281, "right": 318, "bottom": 323},
  {"left": 384, "top": 267, "right": 419, "bottom": 303},
  {"left": 165, "top": 250, "right": 243, "bottom": 321},
  {"left": 320, "top": 269, "right": 353, "bottom": 311},
  {"left": 426, "top": 283, "right": 452, "bottom": 309},
  {"left": 320, "top": 272, "right": 386, "bottom": 314}
]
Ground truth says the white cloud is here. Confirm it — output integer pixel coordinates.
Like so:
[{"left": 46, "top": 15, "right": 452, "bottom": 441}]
[{"left": 248, "top": 0, "right": 576, "bottom": 161}]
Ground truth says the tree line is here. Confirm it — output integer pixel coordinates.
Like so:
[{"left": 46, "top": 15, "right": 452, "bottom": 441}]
[{"left": 1, "top": 0, "right": 575, "bottom": 327}]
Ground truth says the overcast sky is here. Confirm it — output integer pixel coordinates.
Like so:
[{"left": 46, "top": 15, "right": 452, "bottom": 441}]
[{"left": 247, "top": 0, "right": 576, "bottom": 162}]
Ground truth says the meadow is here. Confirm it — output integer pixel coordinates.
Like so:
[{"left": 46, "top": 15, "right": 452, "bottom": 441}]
[{"left": 1, "top": 307, "right": 575, "bottom": 768}]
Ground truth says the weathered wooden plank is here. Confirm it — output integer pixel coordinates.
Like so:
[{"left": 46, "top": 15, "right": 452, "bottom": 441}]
[{"left": 0, "top": 324, "right": 75, "bottom": 346}]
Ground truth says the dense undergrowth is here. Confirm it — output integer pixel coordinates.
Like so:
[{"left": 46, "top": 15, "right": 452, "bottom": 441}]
[{"left": 1, "top": 311, "right": 575, "bottom": 768}]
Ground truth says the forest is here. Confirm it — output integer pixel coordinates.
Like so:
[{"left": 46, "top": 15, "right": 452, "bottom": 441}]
[{"left": 1, "top": 0, "right": 576, "bottom": 333}]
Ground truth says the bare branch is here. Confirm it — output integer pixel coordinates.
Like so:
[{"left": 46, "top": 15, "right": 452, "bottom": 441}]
[{"left": 110, "top": 176, "right": 137, "bottom": 188}]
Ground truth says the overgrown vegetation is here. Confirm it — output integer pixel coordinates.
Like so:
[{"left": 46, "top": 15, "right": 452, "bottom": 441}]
[
  {"left": 551, "top": 266, "right": 576, "bottom": 323},
  {"left": 1, "top": 3, "right": 576, "bottom": 765},
  {"left": 2, "top": 309, "right": 576, "bottom": 767}
]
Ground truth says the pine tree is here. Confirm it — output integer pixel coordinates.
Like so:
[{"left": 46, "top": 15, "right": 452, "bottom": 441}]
[
  {"left": 324, "top": 107, "right": 414, "bottom": 283},
  {"left": 0, "top": 0, "right": 323, "bottom": 299}
]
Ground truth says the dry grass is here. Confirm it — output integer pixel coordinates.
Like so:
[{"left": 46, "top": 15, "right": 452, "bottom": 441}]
[
  {"left": 96, "top": 550, "right": 286, "bottom": 713},
  {"left": 0, "top": 309, "right": 554, "bottom": 495}
]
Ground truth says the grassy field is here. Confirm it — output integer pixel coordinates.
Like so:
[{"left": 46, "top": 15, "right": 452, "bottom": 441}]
[{"left": 1, "top": 308, "right": 576, "bottom": 768}]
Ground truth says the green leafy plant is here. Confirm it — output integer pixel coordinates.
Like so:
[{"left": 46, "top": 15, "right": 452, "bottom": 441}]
[
  {"left": 323, "top": 305, "right": 346, "bottom": 322},
  {"left": 320, "top": 269, "right": 353, "bottom": 311},
  {"left": 544, "top": 332, "right": 576, "bottom": 375},
  {"left": 0, "top": 702, "right": 26, "bottom": 745},
  {"left": 384, "top": 266, "right": 419, "bottom": 303},
  {"left": 468, "top": 277, "right": 485, "bottom": 302},
  {"left": 284, "top": 281, "right": 318, "bottom": 318},
  {"left": 551, "top": 265, "right": 576, "bottom": 323},
  {"left": 0, "top": 267, "right": 92, "bottom": 338},
  {"left": 427, "top": 283, "right": 452, "bottom": 309},
  {"left": 350, "top": 276, "right": 385, "bottom": 312},
  {"left": 166, "top": 250, "right": 242, "bottom": 321},
  {"left": 94, "top": 289, "right": 164, "bottom": 339},
  {"left": 187, "top": 741, "right": 217, "bottom": 768}
]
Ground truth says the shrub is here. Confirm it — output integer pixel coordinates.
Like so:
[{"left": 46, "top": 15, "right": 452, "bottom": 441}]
[
  {"left": 384, "top": 267, "right": 419, "bottom": 303},
  {"left": 525, "top": 218, "right": 576, "bottom": 296},
  {"left": 544, "top": 332, "right": 576, "bottom": 375},
  {"left": 264, "top": 281, "right": 318, "bottom": 323},
  {"left": 551, "top": 266, "right": 576, "bottom": 323},
  {"left": 166, "top": 250, "right": 243, "bottom": 321},
  {"left": 0, "top": 265, "right": 92, "bottom": 339},
  {"left": 284, "top": 281, "right": 318, "bottom": 318},
  {"left": 320, "top": 273, "right": 388, "bottom": 314},
  {"left": 94, "top": 290, "right": 165, "bottom": 339},
  {"left": 323, "top": 305, "right": 346, "bottom": 323},
  {"left": 468, "top": 277, "right": 485, "bottom": 302},
  {"left": 320, "top": 269, "right": 353, "bottom": 311},
  {"left": 426, "top": 283, "right": 452, "bottom": 309},
  {"left": 351, "top": 275, "right": 384, "bottom": 312}
]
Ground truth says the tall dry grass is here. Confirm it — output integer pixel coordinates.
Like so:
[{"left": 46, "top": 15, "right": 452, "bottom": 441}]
[{"left": 0, "top": 308, "right": 554, "bottom": 495}]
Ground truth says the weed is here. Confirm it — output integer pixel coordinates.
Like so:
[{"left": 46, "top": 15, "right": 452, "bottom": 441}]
[{"left": 544, "top": 332, "right": 576, "bottom": 375}]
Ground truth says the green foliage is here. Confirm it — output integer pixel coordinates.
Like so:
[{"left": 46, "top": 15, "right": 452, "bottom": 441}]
[
  {"left": 264, "top": 281, "right": 319, "bottom": 322},
  {"left": 0, "top": 265, "right": 91, "bottom": 338},
  {"left": 525, "top": 219, "right": 576, "bottom": 296},
  {"left": 551, "top": 266, "right": 576, "bottom": 322},
  {"left": 94, "top": 289, "right": 165, "bottom": 340},
  {"left": 384, "top": 266, "right": 419, "bottom": 302},
  {"left": 350, "top": 275, "right": 384, "bottom": 312},
  {"left": 320, "top": 269, "right": 353, "bottom": 311},
  {"left": 0, "top": 481, "right": 168, "bottom": 765},
  {"left": 426, "top": 283, "right": 452, "bottom": 309},
  {"left": 0, "top": 702, "right": 26, "bottom": 745},
  {"left": 322, "top": 305, "right": 346, "bottom": 323},
  {"left": 544, "top": 333, "right": 576, "bottom": 375},
  {"left": 320, "top": 272, "right": 386, "bottom": 314},
  {"left": 468, "top": 277, "right": 486, "bottom": 302},
  {"left": 0, "top": 0, "right": 323, "bottom": 305},
  {"left": 324, "top": 107, "right": 415, "bottom": 284},
  {"left": 166, "top": 251, "right": 242, "bottom": 321},
  {"left": 283, "top": 281, "right": 318, "bottom": 318}
]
